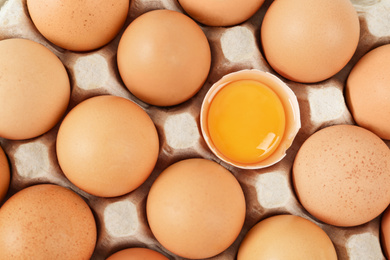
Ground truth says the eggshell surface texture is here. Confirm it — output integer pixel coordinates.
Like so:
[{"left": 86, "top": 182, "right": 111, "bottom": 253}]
[
  {"left": 0, "top": 184, "right": 97, "bottom": 260},
  {"left": 0, "top": 38, "right": 70, "bottom": 140},
  {"left": 56, "top": 95, "right": 159, "bottom": 197},
  {"left": 117, "top": 9, "right": 211, "bottom": 106},
  {"left": 178, "top": 0, "right": 265, "bottom": 26},
  {"left": 261, "top": 0, "right": 359, "bottom": 83},
  {"left": 146, "top": 158, "right": 246, "bottom": 259},
  {"left": 27, "top": 0, "right": 129, "bottom": 51},
  {"left": 106, "top": 248, "right": 169, "bottom": 260},
  {"left": 0, "top": 145, "right": 10, "bottom": 203},
  {"left": 346, "top": 44, "right": 390, "bottom": 140},
  {"left": 293, "top": 124, "right": 390, "bottom": 227},
  {"left": 237, "top": 214, "right": 337, "bottom": 260}
]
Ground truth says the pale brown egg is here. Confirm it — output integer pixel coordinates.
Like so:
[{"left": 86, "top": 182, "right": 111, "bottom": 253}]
[
  {"left": 381, "top": 206, "right": 390, "bottom": 259},
  {"left": 27, "top": 0, "right": 129, "bottom": 51},
  {"left": 178, "top": 0, "right": 265, "bottom": 27},
  {"left": 146, "top": 158, "right": 246, "bottom": 259},
  {"left": 293, "top": 124, "right": 390, "bottom": 227},
  {"left": 346, "top": 44, "right": 390, "bottom": 140},
  {"left": 56, "top": 95, "right": 159, "bottom": 197},
  {"left": 237, "top": 214, "right": 337, "bottom": 260},
  {"left": 0, "top": 38, "right": 70, "bottom": 140},
  {"left": 261, "top": 0, "right": 360, "bottom": 83},
  {"left": 0, "top": 145, "right": 10, "bottom": 204},
  {"left": 117, "top": 9, "right": 211, "bottom": 106},
  {"left": 0, "top": 184, "right": 97, "bottom": 260},
  {"left": 106, "top": 248, "right": 169, "bottom": 260}
]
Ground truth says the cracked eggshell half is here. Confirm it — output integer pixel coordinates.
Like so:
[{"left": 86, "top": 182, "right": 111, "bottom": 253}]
[{"left": 200, "top": 69, "right": 300, "bottom": 169}]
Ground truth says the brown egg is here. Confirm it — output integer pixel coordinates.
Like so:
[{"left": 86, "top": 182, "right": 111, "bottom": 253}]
[
  {"left": 0, "top": 38, "right": 70, "bottom": 140},
  {"left": 178, "top": 0, "right": 265, "bottom": 26},
  {"left": 146, "top": 158, "right": 246, "bottom": 259},
  {"left": 0, "top": 145, "right": 10, "bottom": 203},
  {"left": 27, "top": 0, "right": 129, "bottom": 51},
  {"left": 237, "top": 214, "right": 337, "bottom": 260},
  {"left": 261, "top": 0, "right": 359, "bottom": 83},
  {"left": 381, "top": 206, "right": 390, "bottom": 259},
  {"left": 117, "top": 10, "right": 211, "bottom": 106},
  {"left": 0, "top": 184, "right": 97, "bottom": 260},
  {"left": 346, "top": 44, "right": 390, "bottom": 140},
  {"left": 57, "top": 95, "right": 159, "bottom": 197},
  {"left": 293, "top": 124, "right": 390, "bottom": 227},
  {"left": 106, "top": 248, "right": 169, "bottom": 260}
]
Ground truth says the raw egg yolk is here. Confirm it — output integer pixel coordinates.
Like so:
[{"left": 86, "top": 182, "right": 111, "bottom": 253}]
[{"left": 207, "top": 79, "right": 285, "bottom": 164}]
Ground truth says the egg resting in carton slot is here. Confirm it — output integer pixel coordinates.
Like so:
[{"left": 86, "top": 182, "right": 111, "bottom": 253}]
[{"left": 0, "top": 0, "right": 389, "bottom": 259}]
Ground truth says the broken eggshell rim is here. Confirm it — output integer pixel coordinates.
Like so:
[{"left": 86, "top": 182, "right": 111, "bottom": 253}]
[{"left": 200, "top": 69, "right": 301, "bottom": 170}]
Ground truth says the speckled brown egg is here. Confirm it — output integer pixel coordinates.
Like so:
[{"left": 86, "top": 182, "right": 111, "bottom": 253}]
[
  {"left": 0, "top": 184, "right": 97, "bottom": 260},
  {"left": 117, "top": 9, "right": 211, "bottom": 106},
  {"left": 27, "top": 0, "right": 129, "bottom": 51},
  {"left": 261, "top": 0, "right": 359, "bottom": 83},
  {"left": 346, "top": 44, "right": 390, "bottom": 140},
  {"left": 292, "top": 124, "right": 390, "bottom": 227},
  {"left": 0, "top": 145, "right": 10, "bottom": 204},
  {"left": 0, "top": 38, "right": 70, "bottom": 140},
  {"left": 106, "top": 248, "right": 169, "bottom": 260}
]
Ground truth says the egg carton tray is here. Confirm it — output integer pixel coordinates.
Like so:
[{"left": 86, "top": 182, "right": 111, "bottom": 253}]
[{"left": 1, "top": 0, "right": 390, "bottom": 259}]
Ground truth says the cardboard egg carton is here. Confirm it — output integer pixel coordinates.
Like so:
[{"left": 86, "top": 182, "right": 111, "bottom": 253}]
[{"left": 0, "top": 0, "right": 389, "bottom": 259}]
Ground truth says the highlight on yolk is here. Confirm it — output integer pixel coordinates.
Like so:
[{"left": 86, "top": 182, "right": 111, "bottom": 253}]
[{"left": 207, "top": 79, "right": 286, "bottom": 164}]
